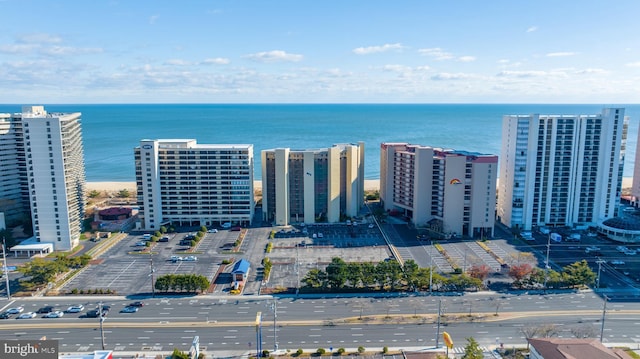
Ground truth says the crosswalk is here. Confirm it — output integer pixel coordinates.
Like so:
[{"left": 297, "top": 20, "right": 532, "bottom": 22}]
[{"left": 451, "top": 346, "right": 491, "bottom": 354}]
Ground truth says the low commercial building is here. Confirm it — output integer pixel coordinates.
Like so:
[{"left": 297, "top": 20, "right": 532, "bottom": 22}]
[
  {"left": 528, "top": 338, "right": 633, "bottom": 359},
  {"left": 380, "top": 143, "right": 497, "bottom": 238},
  {"left": 261, "top": 142, "right": 365, "bottom": 226},
  {"left": 135, "top": 139, "right": 254, "bottom": 230}
]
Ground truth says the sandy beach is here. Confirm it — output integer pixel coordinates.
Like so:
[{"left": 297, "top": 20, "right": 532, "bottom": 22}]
[{"left": 85, "top": 179, "right": 382, "bottom": 195}]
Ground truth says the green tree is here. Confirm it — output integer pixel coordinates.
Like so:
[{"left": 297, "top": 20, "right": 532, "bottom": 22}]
[
  {"left": 326, "top": 257, "right": 348, "bottom": 289},
  {"left": 345, "top": 262, "right": 363, "bottom": 288},
  {"left": 116, "top": 189, "right": 130, "bottom": 198},
  {"left": 160, "top": 226, "right": 167, "bottom": 234},
  {"left": 562, "top": 260, "right": 596, "bottom": 288},
  {"left": 360, "top": 262, "right": 377, "bottom": 289},
  {"left": 302, "top": 268, "right": 327, "bottom": 289},
  {"left": 170, "top": 348, "right": 189, "bottom": 359},
  {"left": 403, "top": 259, "right": 420, "bottom": 290},
  {"left": 461, "top": 337, "right": 483, "bottom": 359},
  {"left": 88, "top": 190, "right": 101, "bottom": 198}
]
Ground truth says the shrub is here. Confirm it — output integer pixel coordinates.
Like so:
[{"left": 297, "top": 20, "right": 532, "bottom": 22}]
[
  {"left": 357, "top": 346, "right": 365, "bottom": 354},
  {"left": 262, "top": 350, "right": 270, "bottom": 357},
  {"left": 296, "top": 349, "right": 303, "bottom": 356},
  {"left": 316, "top": 348, "right": 326, "bottom": 355},
  {"left": 337, "top": 347, "right": 346, "bottom": 355},
  {"left": 382, "top": 346, "right": 389, "bottom": 354}
]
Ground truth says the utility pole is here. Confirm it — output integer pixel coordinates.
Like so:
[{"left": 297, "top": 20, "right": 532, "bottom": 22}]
[
  {"left": 596, "top": 258, "right": 605, "bottom": 290},
  {"left": 256, "top": 312, "right": 262, "bottom": 357},
  {"left": 600, "top": 295, "right": 608, "bottom": 342},
  {"left": 2, "top": 238, "right": 10, "bottom": 300},
  {"left": 435, "top": 299, "right": 441, "bottom": 348},
  {"left": 99, "top": 301, "right": 105, "bottom": 350}
]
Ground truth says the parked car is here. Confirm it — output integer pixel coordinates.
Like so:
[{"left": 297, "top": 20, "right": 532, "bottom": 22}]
[
  {"left": 368, "top": 223, "right": 375, "bottom": 229},
  {"left": 207, "top": 229, "right": 218, "bottom": 233},
  {"left": 43, "top": 311, "right": 65, "bottom": 318},
  {"left": 159, "top": 236, "right": 170, "bottom": 242},
  {"left": 230, "top": 226, "right": 242, "bottom": 231},
  {"left": 121, "top": 306, "right": 139, "bottom": 313},
  {"left": 184, "top": 255, "right": 198, "bottom": 262},
  {"left": 36, "top": 306, "right": 55, "bottom": 314},
  {"left": 66, "top": 305, "right": 85, "bottom": 313},
  {"left": 17, "top": 312, "right": 37, "bottom": 319},
  {"left": 135, "top": 241, "right": 147, "bottom": 247},
  {"left": 171, "top": 255, "right": 182, "bottom": 262},
  {"left": 6, "top": 307, "right": 24, "bottom": 314}
]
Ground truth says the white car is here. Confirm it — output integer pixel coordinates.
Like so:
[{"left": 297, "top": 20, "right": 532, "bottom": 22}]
[
  {"left": 6, "top": 307, "right": 24, "bottom": 314},
  {"left": 368, "top": 223, "right": 375, "bottom": 229},
  {"left": 611, "top": 260, "right": 626, "bottom": 265},
  {"left": 207, "top": 229, "right": 218, "bottom": 233},
  {"left": 616, "top": 246, "right": 628, "bottom": 253},
  {"left": 43, "top": 311, "right": 64, "bottom": 318},
  {"left": 624, "top": 249, "right": 637, "bottom": 256},
  {"left": 318, "top": 233, "right": 324, "bottom": 238},
  {"left": 184, "top": 255, "right": 198, "bottom": 262},
  {"left": 66, "top": 305, "right": 85, "bottom": 313},
  {"left": 17, "top": 312, "right": 36, "bottom": 319}
]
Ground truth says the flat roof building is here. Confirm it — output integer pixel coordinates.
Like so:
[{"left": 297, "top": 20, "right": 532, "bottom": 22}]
[
  {"left": 498, "top": 108, "right": 627, "bottom": 231},
  {"left": 261, "top": 142, "right": 364, "bottom": 225},
  {"left": 135, "top": 139, "right": 254, "bottom": 230},
  {"left": 380, "top": 143, "right": 497, "bottom": 238},
  {"left": 0, "top": 106, "right": 87, "bottom": 251}
]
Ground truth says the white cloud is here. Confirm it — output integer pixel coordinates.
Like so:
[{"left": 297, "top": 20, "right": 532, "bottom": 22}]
[
  {"left": 41, "top": 46, "right": 103, "bottom": 56},
  {"left": 352, "top": 43, "right": 404, "bottom": 55},
  {"left": 526, "top": 26, "right": 538, "bottom": 33},
  {"left": 149, "top": 15, "right": 160, "bottom": 25},
  {"left": 17, "top": 33, "right": 62, "bottom": 44},
  {"left": 498, "top": 59, "right": 510, "bottom": 64},
  {"left": 575, "top": 68, "right": 608, "bottom": 75},
  {"left": 165, "top": 59, "right": 192, "bottom": 66},
  {"left": 626, "top": 61, "right": 640, "bottom": 67},
  {"left": 202, "top": 57, "right": 230, "bottom": 65},
  {"left": 419, "top": 47, "right": 453, "bottom": 60},
  {"left": 0, "top": 43, "right": 38, "bottom": 54},
  {"left": 244, "top": 50, "right": 303, "bottom": 63},
  {"left": 458, "top": 56, "right": 476, "bottom": 62},
  {"left": 496, "top": 70, "right": 568, "bottom": 78},
  {"left": 546, "top": 52, "right": 577, "bottom": 57},
  {"left": 430, "top": 72, "right": 474, "bottom": 80}
]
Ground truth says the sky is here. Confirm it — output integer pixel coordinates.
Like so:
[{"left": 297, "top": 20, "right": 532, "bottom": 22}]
[{"left": 1, "top": 0, "right": 640, "bottom": 104}]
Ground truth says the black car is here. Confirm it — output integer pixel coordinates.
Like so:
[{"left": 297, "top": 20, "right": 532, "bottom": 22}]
[
  {"left": 129, "top": 301, "right": 144, "bottom": 307},
  {"left": 36, "top": 306, "right": 55, "bottom": 314},
  {"left": 0, "top": 312, "right": 11, "bottom": 319}
]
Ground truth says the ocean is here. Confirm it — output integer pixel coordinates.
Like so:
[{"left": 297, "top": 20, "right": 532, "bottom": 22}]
[{"left": 1, "top": 104, "right": 638, "bottom": 182}]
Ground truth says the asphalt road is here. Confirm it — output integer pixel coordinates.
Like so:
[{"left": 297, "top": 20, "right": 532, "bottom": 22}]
[{"left": 1, "top": 292, "right": 639, "bottom": 354}]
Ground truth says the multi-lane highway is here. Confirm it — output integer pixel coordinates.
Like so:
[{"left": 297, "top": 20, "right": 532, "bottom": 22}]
[{"left": 1, "top": 291, "right": 639, "bottom": 355}]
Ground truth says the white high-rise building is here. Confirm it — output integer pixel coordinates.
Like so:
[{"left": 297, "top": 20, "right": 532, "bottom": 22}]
[
  {"left": 134, "top": 139, "right": 254, "bottom": 230},
  {"left": 380, "top": 143, "right": 497, "bottom": 238},
  {"left": 21, "top": 106, "right": 86, "bottom": 251},
  {"left": 0, "top": 112, "right": 28, "bottom": 225},
  {"left": 261, "top": 142, "right": 365, "bottom": 226},
  {"left": 498, "top": 108, "right": 627, "bottom": 230}
]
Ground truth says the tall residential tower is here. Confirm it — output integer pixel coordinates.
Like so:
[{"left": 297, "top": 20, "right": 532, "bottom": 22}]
[
  {"left": 135, "top": 139, "right": 254, "bottom": 230},
  {"left": 497, "top": 108, "right": 627, "bottom": 230},
  {"left": 261, "top": 142, "right": 365, "bottom": 226},
  {"left": 380, "top": 143, "right": 497, "bottom": 238}
]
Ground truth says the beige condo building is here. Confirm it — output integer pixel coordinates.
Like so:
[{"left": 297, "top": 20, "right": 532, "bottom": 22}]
[
  {"left": 261, "top": 142, "right": 365, "bottom": 225},
  {"left": 380, "top": 143, "right": 497, "bottom": 238}
]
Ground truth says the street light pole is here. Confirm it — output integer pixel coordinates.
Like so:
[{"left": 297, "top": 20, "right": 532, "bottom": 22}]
[
  {"left": 596, "top": 258, "right": 605, "bottom": 290},
  {"left": 435, "top": 299, "right": 441, "bottom": 348},
  {"left": 429, "top": 241, "right": 433, "bottom": 294},
  {"left": 150, "top": 258, "right": 155, "bottom": 297},
  {"left": 543, "top": 233, "right": 551, "bottom": 290},
  {"left": 272, "top": 299, "right": 278, "bottom": 352},
  {"left": 99, "top": 301, "right": 105, "bottom": 350},
  {"left": 2, "top": 238, "right": 10, "bottom": 300}
]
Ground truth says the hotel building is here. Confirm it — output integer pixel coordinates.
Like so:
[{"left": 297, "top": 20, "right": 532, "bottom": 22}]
[
  {"left": 261, "top": 142, "right": 365, "bottom": 225},
  {"left": 497, "top": 108, "right": 627, "bottom": 230},
  {"left": 380, "top": 143, "right": 498, "bottom": 238},
  {"left": 135, "top": 139, "right": 254, "bottom": 230},
  {"left": 0, "top": 106, "right": 86, "bottom": 251}
]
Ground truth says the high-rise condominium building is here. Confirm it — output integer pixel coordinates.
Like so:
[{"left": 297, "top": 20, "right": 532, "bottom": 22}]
[
  {"left": 380, "top": 143, "right": 497, "bottom": 238},
  {"left": 6, "top": 106, "right": 86, "bottom": 251},
  {"left": 632, "top": 125, "right": 640, "bottom": 208},
  {"left": 498, "top": 108, "right": 627, "bottom": 230},
  {"left": 135, "top": 139, "right": 254, "bottom": 230},
  {"left": 261, "top": 142, "right": 365, "bottom": 225},
  {"left": 0, "top": 112, "right": 28, "bottom": 225}
]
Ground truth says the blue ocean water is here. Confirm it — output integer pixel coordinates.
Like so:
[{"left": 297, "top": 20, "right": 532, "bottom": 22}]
[{"left": 1, "top": 104, "right": 638, "bottom": 182}]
